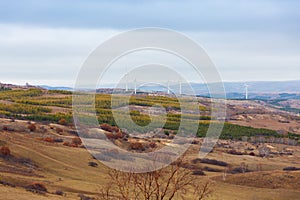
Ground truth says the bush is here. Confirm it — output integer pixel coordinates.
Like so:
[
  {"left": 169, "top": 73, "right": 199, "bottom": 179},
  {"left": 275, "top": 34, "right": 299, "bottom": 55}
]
[
  {"left": 58, "top": 118, "right": 67, "bottom": 125},
  {"left": 0, "top": 146, "right": 11, "bottom": 157},
  {"left": 78, "top": 194, "right": 95, "bottom": 200},
  {"left": 129, "top": 141, "right": 144, "bottom": 151},
  {"left": 63, "top": 141, "right": 70, "bottom": 146},
  {"left": 55, "top": 190, "right": 64, "bottom": 196},
  {"left": 0, "top": 180, "right": 16, "bottom": 187},
  {"left": 26, "top": 182, "right": 47, "bottom": 194},
  {"left": 283, "top": 166, "right": 300, "bottom": 171},
  {"left": 227, "top": 149, "right": 243, "bottom": 155},
  {"left": 104, "top": 131, "right": 126, "bottom": 140},
  {"left": 230, "top": 167, "right": 252, "bottom": 174},
  {"left": 249, "top": 152, "right": 256, "bottom": 156},
  {"left": 43, "top": 137, "right": 54, "bottom": 143},
  {"left": 28, "top": 124, "right": 36, "bottom": 132},
  {"left": 88, "top": 162, "right": 98, "bottom": 167},
  {"left": 164, "top": 130, "right": 169, "bottom": 136},
  {"left": 100, "top": 123, "right": 120, "bottom": 133},
  {"left": 53, "top": 138, "right": 64, "bottom": 143},
  {"left": 149, "top": 142, "right": 157, "bottom": 148},
  {"left": 71, "top": 137, "right": 82, "bottom": 146},
  {"left": 199, "top": 158, "right": 228, "bottom": 167},
  {"left": 56, "top": 127, "right": 63, "bottom": 134},
  {"left": 203, "top": 166, "right": 222, "bottom": 172},
  {"left": 192, "top": 170, "right": 206, "bottom": 176}
]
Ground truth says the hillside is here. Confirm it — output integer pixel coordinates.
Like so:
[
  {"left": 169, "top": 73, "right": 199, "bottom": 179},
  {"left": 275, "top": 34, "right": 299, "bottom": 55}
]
[
  {"left": 0, "top": 88, "right": 300, "bottom": 199},
  {"left": 0, "top": 118, "right": 300, "bottom": 199}
]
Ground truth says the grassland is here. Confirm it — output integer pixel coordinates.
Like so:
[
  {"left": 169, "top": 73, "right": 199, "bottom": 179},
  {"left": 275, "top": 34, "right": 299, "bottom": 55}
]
[
  {"left": 0, "top": 89, "right": 298, "bottom": 141},
  {"left": 0, "top": 88, "right": 300, "bottom": 199}
]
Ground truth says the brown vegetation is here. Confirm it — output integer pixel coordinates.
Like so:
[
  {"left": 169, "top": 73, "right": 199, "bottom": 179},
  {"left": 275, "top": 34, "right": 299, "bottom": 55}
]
[
  {"left": 129, "top": 141, "right": 145, "bottom": 151},
  {"left": 27, "top": 123, "right": 36, "bottom": 132},
  {"left": 99, "top": 157, "right": 213, "bottom": 200},
  {"left": 0, "top": 146, "right": 11, "bottom": 157},
  {"left": 58, "top": 118, "right": 67, "bottom": 125},
  {"left": 25, "top": 182, "right": 47, "bottom": 194}
]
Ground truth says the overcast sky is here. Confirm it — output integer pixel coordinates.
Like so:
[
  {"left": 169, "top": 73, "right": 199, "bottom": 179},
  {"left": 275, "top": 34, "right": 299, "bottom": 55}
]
[{"left": 0, "top": 0, "right": 300, "bottom": 87}]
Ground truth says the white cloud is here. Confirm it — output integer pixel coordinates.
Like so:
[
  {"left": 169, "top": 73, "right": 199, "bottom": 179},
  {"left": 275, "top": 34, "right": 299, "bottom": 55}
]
[{"left": 0, "top": 24, "right": 299, "bottom": 86}]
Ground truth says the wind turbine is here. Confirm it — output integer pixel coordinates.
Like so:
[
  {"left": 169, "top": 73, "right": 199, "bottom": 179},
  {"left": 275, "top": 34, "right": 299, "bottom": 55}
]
[
  {"left": 124, "top": 66, "right": 129, "bottom": 92},
  {"left": 125, "top": 73, "right": 128, "bottom": 92},
  {"left": 134, "top": 78, "right": 137, "bottom": 95},
  {"left": 167, "top": 80, "right": 170, "bottom": 95},
  {"left": 244, "top": 84, "right": 249, "bottom": 100},
  {"left": 179, "top": 80, "right": 182, "bottom": 95}
]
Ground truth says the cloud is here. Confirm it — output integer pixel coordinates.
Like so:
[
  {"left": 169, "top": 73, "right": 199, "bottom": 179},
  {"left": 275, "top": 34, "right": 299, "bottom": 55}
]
[
  {"left": 0, "top": 1, "right": 299, "bottom": 85},
  {"left": 0, "top": 0, "right": 299, "bottom": 32},
  {"left": 0, "top": 24, "right": 300, "bottom": 86}
]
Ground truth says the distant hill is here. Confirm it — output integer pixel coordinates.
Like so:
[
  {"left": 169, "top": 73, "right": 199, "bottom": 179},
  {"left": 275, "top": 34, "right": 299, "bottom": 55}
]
[
  {"left": 193, "top": 80, "right": 300, "bottom": 94},
  {"left": 135, "top": 80, "right": 300, "bottom": 99},
  {"left": 0, "top": 82, "right": 42, "bottom": 90},
  {"left": 3, "top": 80, "right": 300, "bottom": 100},
  {"left": 39, "top": 85, "right": 73, "bottom": 91}
]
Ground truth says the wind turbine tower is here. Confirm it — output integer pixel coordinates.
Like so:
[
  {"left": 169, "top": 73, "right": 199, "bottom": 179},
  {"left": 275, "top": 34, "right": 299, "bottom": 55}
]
[
  {"left": 167, "top": 80, "right": 170, "bottom": 95},
  {"left": 245, "top": 84, "right": 249, "bottom": 100},
  {"left": 134, "top": 78, "right": 137, "bottom": 95},
  {"left": 125, "top": 73, "right": 128, "bottom": 92},
  {"left": 179, "top": 80, "right": 182, "bottom": 95}
]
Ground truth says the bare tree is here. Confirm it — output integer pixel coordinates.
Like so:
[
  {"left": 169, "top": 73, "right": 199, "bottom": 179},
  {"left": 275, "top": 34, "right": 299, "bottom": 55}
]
[{"left": 99, "top": 157, "right": 213, "bottom": 200}]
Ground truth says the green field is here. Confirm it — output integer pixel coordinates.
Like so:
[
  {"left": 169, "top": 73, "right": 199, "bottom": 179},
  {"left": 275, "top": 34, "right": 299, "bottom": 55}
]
[{"left": 0, "top": 89, "right": 298, "bottom": 141}]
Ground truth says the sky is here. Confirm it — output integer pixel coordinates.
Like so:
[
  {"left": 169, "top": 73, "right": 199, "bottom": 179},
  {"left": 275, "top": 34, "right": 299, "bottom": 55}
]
[{"left": 0, "top": 0, "right": 300, "bottom": 87}]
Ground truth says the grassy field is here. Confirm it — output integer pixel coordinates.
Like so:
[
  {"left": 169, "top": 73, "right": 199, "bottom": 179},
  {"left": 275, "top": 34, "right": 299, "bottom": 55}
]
[
  {"left": 0, "top": 89, "right": 300, "bottom": 199},
  {"left": 0, "top": 89, "right": 298, "bottom": 141},
  {"left": 0, "top": 125, "right": 300, "bottom": 199}
]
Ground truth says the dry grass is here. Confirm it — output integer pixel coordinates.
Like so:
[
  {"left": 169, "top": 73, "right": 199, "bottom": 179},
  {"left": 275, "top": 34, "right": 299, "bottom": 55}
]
[{"left": 0, "top": 119, "right": 300, "bottom": 199}]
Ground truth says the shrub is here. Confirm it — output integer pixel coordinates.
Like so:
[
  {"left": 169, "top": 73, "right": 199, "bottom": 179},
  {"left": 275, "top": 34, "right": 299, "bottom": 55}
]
[
  {"left": 283, "top": 166, "right": 300, "bottom": 171},
  {"left": 2, "top": 126, "right": 8, "bottom": 131},
  {"left": 199, "top": 158, "right": 228, "bottom": 167},
  {"left": 88, "top": 162, "right": 98, "bottom": 167},
  {"left": 100, "top": 123, "right": 120, "bottom": 133},
  {"left": 43, "top": 137, "right": 54, "bottom": 143},
  {"left": 129, "top": 141, "right": 144, "bottom": 151},
  {"left": 104, "top": 131, "right": 125, "bottom": 140},
  {"left": 78, "top": 194, "right": 95, "bottom": 200},
  {"left": 71, "top": 137, "right": 82, "bottom": 146},
  {"left": 0, "top": 180, "right": 16, "bottom": 187},
  {"left": 26, "top": 182, "right": 47, "bottom": 194},
  {"left": 249, "top": 152, "right": 256, "bottom": 156},
  {"left": 191, "top": 140, "right": 199, "bottom": 145},
  {"left": 56, "top": 127, "right": 63, "bottom": 134},
  {"left": 53, "top": 138, "right": 64, "bottom": 143},
  {"left": 58, "top": 118, "right": 67, "bottom": 125},
  {"left": 203, "top": 166, "right": 222, "bottom": 172},
  {"left": 192, "top": 170, "right": 206, "bottom": 176},
  {"left": 116, "top": 131, "right": 126, "bottom": 139},
  {"left": 55, "top": 190, "right": 64, "bottom": 196},
  {"left": 63, "top": 141, "right": 70, "bottom": 146},
  {"left": 28, "top": 123, "right": 36, "bottom": 132},
  {"left": 0, "top": 146, "right": 11, "bottom": 157},
  {"left": 227, "top": 149, "right": 243, "bottom": 155},
  {"left": 70, "top": 143, "right": 79, "bottom": 148},
  {"left": 105, "top": 132, "right": 115, "bottom": 140},
  {"left": 149, "top": 142, "right": 157, "bottom": 148},
  {"left": 164, "top": 130, "right": 169, "bottom": 136}
]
